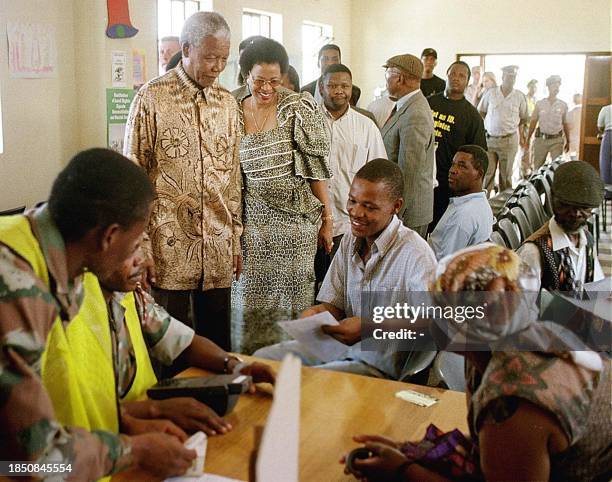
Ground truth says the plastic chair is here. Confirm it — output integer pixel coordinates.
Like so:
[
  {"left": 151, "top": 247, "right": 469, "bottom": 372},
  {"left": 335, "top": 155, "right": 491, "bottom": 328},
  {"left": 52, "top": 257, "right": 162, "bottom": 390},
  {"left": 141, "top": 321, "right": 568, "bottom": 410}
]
[
  {"left": 430, "top": 352, "right": 466, "bottom": 392},
  {"left": 549, "top": 155, "right": 567, "bottom": 170},
  {"left": 497, "top": 217, "right": 521, "bottom": 249},
  {"left": 530, "top": 174, "right": 553, "bottom": 216},
  {"left": 510, "top": 206, "right": 531, "bottom": 240},
  {"left": 398, "top": 350, "right": 437, "bottom": 384},
  {"left": 0, "top": 205, "right": 25, "bottom": 216},
  {"left": 497, "top": 206, "right": 511, "bottom": 220},
  {"left": 488, "top": 188, "right": 514, "bottom": 217},
  {"left": 517, "top": 196, "right": 548, "bottom": 233},
  {"left": 490, "top": 230, "right": 507, "bottom": 247}
]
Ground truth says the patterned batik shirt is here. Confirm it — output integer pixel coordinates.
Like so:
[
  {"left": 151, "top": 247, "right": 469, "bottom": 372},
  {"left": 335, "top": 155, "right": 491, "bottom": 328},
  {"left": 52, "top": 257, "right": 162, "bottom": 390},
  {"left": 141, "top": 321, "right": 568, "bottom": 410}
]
[
  {"left": 124, "top": 62, "right": 242, "bottom": 290},
  {"left": 0, "top": 206, "right": 131, "bottom": 480},
  {"left": 109, "top": 286, "right": 195, "bottom": 398}
]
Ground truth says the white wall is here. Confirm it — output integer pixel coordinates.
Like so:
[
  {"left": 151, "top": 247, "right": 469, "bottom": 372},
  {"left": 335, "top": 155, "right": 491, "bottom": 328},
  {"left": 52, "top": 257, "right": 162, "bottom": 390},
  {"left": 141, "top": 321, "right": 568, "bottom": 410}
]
[
  {"left": 350, "top": 0, "right": 612, "bottom": 106},
  {"left": 214, "top": 0, "right": 352, "bottom": 88},
  {"left": 0, "top": 0, "right": 352, "bottom": 211},
  {"left": 2, "top": 0, "right": 607, "bottom": 210},
  {"left": 0, "top": 0, "right": 78, "bottom": 210},
  {"left": 75, "top": 0, "right": 158, "bottom": 149}
]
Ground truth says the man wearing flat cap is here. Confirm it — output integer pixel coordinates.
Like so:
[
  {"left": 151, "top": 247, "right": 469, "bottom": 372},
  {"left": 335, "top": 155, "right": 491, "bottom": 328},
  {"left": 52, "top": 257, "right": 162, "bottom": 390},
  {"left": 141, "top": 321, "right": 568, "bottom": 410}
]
[
  {"left": 420, "top": 48, "right": 446, "bottom": 98},
  {"left": 527, "top": 75, "right": 570, "bottom": 170},
  {"left": 518, "top": 161, "right": 604, "bottom": 293},
  {"left": 478, "top": 65, "right": 529, "bottom": 194},
  {"left": 381, "top": 53, "right": 436, "bottom": 238}
]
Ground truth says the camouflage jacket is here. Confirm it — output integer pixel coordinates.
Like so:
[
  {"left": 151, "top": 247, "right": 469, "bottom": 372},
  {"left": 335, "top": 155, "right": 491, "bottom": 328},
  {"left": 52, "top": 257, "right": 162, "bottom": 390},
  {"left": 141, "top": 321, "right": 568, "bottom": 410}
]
[
  {"left": 0, "top": 206, "right": 132, "bottom": 480},
  {"left": 109, "top": 287, "right": 194, "bottom": 398}
]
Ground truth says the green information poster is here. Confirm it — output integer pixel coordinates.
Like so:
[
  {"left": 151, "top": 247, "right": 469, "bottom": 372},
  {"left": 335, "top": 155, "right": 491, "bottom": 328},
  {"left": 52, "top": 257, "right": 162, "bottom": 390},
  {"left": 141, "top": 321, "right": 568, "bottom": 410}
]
[{"left": 106, "top": 88, "right": 135, "bottom": 152}]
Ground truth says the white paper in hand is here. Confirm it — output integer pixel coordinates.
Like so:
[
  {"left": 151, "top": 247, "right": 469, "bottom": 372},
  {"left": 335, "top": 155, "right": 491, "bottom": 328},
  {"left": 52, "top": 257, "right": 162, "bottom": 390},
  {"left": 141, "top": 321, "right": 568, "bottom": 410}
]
[
  {"left": 184, "top": 431, "right": 207, "bottom": 476},
  {"left": 277, "top": 312, "right": 349, "bottom": 363}
]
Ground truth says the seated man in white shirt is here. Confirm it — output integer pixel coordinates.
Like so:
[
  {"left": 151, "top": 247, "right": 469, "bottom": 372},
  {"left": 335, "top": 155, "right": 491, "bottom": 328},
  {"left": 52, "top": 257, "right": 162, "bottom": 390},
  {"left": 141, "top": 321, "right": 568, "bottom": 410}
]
[
  {"left": 517, "top": 161, "right": 604, "bottom": 293},
  {"left": 429, "top": 145, "right": 494, "bottom": 259},
  {"left": 315, "top": 63, "right": 387, "bottom": 284},
  {"left": 254, "top": 159, "right": 437, "bottom": 379}
]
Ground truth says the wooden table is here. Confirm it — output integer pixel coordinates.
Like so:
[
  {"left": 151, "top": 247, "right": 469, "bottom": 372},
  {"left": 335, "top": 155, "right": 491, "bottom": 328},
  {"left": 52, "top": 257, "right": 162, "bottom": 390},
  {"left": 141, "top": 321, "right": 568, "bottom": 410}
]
[{"left": 114, "top": 357, "right": 468, "bottom": 482}]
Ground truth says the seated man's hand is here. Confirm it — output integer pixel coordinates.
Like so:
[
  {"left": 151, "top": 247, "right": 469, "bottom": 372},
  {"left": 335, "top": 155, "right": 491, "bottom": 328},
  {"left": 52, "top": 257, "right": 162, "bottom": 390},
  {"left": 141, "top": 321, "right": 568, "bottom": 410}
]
[
  {"left": 346, "top": 442, "right": 409, "bottom": 481},
  {"left": 131, "top": 432, "right": 196, "bottom": 478},
  {"left": 149, "top": 397, "right": 233, "bottom": 436},
  {"left": 322, "top": 316, "right": 361, "bottom": 345},
  {"left": 122, "top": 412, "right": 187, "bottom": 441},
  {"left": 300, "top": 304, "right": 329, "bottom": 318},
  {"left": 238, "top": 361, "right": 276, "bottom": 392}
]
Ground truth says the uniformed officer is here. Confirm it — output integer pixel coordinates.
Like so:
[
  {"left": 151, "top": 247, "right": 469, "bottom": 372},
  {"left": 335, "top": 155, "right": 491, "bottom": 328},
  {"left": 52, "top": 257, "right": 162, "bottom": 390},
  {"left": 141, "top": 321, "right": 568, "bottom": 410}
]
[
  {"left": 478, "top": 65, "right": 529, "bottom": 193},
  {"left": 527, "top": 75, "right": 570, "bottom": 169}
]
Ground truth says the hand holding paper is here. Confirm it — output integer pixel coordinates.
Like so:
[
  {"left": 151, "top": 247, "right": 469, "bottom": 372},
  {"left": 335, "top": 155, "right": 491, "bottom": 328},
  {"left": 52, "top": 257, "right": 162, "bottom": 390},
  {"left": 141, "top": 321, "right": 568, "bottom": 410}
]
[{"left": 278, "top": 312, "right": 350, "bottom": 363}]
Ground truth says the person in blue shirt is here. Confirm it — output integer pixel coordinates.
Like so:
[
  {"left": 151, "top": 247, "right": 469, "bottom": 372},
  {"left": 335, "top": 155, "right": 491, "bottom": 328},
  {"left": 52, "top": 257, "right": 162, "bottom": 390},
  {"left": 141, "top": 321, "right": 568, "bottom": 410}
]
[{"left": 428, "top": 145, "right": 494, "bottom": 259}]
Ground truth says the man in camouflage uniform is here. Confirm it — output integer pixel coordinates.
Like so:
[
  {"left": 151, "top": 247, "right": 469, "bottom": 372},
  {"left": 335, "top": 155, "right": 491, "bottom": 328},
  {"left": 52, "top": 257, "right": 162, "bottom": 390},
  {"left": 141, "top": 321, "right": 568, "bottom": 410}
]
[
  {"left": 97, "top": 245, "right": 275, "bottom": 433},
  {"left": 0, "top": 149, "right": 195, "bottom": 480}
]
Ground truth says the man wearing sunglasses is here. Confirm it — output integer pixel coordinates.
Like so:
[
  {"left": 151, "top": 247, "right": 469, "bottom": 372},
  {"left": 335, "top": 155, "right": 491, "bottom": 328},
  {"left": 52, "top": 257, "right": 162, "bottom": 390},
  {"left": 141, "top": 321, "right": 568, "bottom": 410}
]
[{"left": 518, "top": 161, "right": 605, "bottom": 293}]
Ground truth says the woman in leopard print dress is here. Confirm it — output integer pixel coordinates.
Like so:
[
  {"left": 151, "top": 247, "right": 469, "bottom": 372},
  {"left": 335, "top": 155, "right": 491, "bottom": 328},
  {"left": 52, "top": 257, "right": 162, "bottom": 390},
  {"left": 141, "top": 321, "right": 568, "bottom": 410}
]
[{"left": 231, "top": 39, "right": 331, "bottom": 354}]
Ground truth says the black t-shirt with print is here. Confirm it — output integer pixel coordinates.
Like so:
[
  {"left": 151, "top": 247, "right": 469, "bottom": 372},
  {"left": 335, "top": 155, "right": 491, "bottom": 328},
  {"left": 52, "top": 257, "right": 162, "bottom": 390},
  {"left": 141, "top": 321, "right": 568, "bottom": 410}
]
[
  {"left": 420, "top": 75, "right": 446, "bottom": 98},
  {"left": 427, "top": 93, "right": 487, "bottom": 188}
]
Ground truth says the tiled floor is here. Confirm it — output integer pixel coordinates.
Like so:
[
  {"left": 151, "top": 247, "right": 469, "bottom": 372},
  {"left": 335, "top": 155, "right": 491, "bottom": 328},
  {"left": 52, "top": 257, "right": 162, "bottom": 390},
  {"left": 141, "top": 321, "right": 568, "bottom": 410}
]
[{"left": 598, "top": 202, "right": 612, "bottom": 277}]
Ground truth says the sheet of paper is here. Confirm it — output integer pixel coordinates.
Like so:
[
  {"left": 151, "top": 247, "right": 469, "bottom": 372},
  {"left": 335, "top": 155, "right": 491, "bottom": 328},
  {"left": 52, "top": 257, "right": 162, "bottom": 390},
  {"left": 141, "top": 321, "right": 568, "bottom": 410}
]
[
  {"left": 395, "top": 389, "right": 438, "bottom": 407},
  {"left": 256, "top": 354, "right": 302, "bottom": 482},
  {"left": 584, "top": 277, "right": 612, "bottom": 294},
  {"left": 7, "top": 22, "right": 57, "bottom": 78},
  {"left": 111, "top": 50, "right": 127, "bottom": 87},
  {"left": 558, "top": 277, "right": 612, "bottom": 322},
  {"left": 165, "top": 473, "right": 243, "bottom": 482},
  {"left": 277, "top": 312, "right": 349, "bottom": 363},
  {"left": 184, "top": 431, "right": 207, "bottom": 477}
]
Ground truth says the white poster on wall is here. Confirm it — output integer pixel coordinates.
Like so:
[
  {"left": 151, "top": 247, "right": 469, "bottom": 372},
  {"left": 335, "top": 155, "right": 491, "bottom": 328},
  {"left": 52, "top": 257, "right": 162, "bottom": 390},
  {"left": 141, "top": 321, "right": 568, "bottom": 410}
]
[
  {"left": 111, "top": 50, "right": 127, "bottom": 87},
  {"left": 7, "top": 22, "right": 57, "bottom": 78}
]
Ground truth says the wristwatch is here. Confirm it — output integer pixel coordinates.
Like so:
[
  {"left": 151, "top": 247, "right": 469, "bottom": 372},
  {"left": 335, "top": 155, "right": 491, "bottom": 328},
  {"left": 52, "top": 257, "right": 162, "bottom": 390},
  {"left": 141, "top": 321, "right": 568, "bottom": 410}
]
[{"left": 223, "top": 354, "right": 244, "bottom": 374}]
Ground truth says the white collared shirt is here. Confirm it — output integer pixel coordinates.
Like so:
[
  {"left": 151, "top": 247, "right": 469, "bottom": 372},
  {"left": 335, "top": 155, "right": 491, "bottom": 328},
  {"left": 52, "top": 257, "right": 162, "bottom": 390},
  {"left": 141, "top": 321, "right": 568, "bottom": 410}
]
[
  {"left": 428, "top": 191, "right": 494, "bottom": 260},
  {"left": 394, "top": 89, "right": 420, "bottom": 111},
  {"left": 597, "top": 104, "right": 612, "bottom": 131},
  {"left": 517, "top": 216, "right": 604, "bottom": 291},
  {"left": 478, "top": 87, "right": 529, "bottom": 136},
  {"left": 322, "top": 104, "right": 388, "bottom": 236},
  {"left": 317, "top": 215, "right": 437, "bottom": 377},
  {"left": 367, "top": 96, "right": 396, "bottom": 128}
]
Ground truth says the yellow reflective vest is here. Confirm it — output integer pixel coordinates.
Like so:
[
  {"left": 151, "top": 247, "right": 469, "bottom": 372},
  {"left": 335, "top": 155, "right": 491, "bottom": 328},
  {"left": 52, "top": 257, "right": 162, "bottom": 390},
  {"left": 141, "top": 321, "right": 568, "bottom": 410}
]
[{"left": 0, "top": 215, "right": 157, "bottom": 436}]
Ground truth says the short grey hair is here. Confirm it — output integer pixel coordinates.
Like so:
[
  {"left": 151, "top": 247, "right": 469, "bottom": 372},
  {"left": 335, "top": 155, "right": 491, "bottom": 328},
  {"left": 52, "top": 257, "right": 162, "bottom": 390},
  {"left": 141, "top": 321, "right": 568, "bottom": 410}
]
[{"left": 180, "top": 12, "right": 230, "bottom": 47}]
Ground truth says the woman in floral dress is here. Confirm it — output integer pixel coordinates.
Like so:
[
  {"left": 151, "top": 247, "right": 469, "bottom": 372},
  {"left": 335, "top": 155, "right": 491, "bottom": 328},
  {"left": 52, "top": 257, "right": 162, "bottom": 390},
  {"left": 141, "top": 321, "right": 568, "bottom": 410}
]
[{"left": 231, "top": 38, "right": 332, "bottom": 354}]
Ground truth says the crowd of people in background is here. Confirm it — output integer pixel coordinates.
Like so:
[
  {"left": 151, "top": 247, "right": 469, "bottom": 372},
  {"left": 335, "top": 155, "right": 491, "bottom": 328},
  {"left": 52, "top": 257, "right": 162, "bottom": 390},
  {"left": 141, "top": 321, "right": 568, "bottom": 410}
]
[{"left": 1, "top": 9, "right": 610, "bottom": 482}]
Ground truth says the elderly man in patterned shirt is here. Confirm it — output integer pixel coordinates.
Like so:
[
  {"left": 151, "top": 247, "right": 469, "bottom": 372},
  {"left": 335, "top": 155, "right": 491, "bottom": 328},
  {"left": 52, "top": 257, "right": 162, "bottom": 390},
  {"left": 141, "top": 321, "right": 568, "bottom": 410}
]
[
  {"left": 125, "top": 12, "right": 241, "bottom": 351},
  {"left": 0, "top": 149, "right": 196, "bottom": 480}
]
